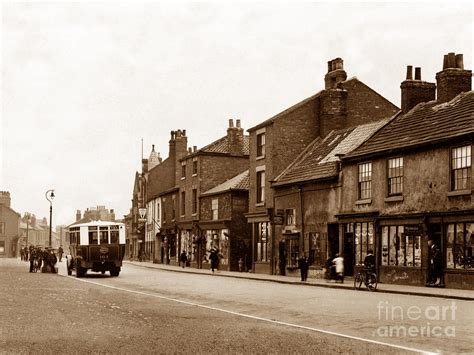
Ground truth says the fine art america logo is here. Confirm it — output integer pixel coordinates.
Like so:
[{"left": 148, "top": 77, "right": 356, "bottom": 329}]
[{"left": 375, "top": 301, "right": 456, "bottom": 338}]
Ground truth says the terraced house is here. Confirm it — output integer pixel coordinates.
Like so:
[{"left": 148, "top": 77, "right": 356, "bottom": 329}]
[
  {"left": 246, "top": 57, "right": 398, "bottom": 274},
  {"left": 339, "top": 53, "right": 473, "bottom": 289}
]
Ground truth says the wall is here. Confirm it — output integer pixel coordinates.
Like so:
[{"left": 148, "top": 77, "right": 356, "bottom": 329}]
[{"left": 341, "top": 144, "right": 473, "bottom": 214}]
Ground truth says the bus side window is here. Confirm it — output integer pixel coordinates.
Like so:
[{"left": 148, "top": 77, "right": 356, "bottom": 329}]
[
  {"left": 100, "top": 227, "right": 108, "bottom": 244},
  {"left": 110, "top": 226, "right": 119, "bottom": 244},
  {"left": 89, "top": 227, "right": 98, "bottom": 244}
]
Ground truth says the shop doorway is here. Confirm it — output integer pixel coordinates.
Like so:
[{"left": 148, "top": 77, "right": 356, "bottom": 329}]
[
  {"left": 343, "top": 232, "right": 354, "bottom": 276},
  {"left": 327, "top": 224, "right": 339, "bottom": 260}
]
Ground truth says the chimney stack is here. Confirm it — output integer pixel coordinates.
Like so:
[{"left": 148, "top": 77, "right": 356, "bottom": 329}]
[
  {"left": 436, "top": 52, "right": 472, "bottom": 104},
  {"left": 324, "top": 57, "right": 347, "bottom": 89},
  {"left": 0, "top": 191, "right": 11, "bottom": 207},
  {"left": 400, "top": 65, "right": 436, "bottom": 113},
  {"left": 227, "top": 118, "right": 244, "bottom": 156},
  {"left": 76, "top": 210, "right": 81, "bottom": 222}
]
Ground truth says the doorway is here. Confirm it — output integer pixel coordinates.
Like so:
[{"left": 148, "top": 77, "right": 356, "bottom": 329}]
[{"left": 343, "top": 232, "right": 354, "bottom": 276}]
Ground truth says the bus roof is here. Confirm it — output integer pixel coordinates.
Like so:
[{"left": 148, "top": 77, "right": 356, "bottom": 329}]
[{"left": 69, "top": 220, "right": 124, "bottom": 228}]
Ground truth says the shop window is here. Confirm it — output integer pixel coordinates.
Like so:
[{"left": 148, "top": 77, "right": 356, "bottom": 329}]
[
  {"left": 354, "top": 222, "right": 374, "bottom": 265},
  {"left": 287, "top": 239, "right": 299, "bottom": 268},
  {"left": 388, "top": 157, "right": 403, "bottom": 195},
  {"left": 256, "top": 222, "right": 270, "bottom": 262},
  {"left": 451, "top": 145, "right": 471, "bottom": 191},
  {"left": 383, "top": 225, "right": 421, "bottom": 267},
  {"left": 447, "top": 222, "right": 474, "bottom": 269},
  {"left": 308, "top": 232, "right": 325, "bottom": 266},
  {"left": 358, "top": 162, "right": 372, "bottom": 200}
]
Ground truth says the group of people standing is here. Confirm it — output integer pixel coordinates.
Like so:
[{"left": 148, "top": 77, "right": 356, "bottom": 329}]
[{"left": 21, "top": 245, "right": 63, "bottom": 274}]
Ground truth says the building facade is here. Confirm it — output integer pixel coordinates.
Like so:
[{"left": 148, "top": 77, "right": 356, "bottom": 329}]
[
  {"left": 199, "top": 170, "right": 252, "bottom": 271},
  {"left": 176, "top": 119, "right": 249, "bottom": 268},
  {"left": 340, "top": 53, "right": 473, "bottom": 289},
  {"left": 246, "top": 57, "right": 399, "bottom": 274},
  {"left": 0, "top": 192, "right": 20, "bottom": 258}
]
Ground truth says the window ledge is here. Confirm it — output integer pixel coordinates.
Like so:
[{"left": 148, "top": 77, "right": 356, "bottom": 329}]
[
  {"left": 355, "top": 199, "right": 372, "bottom": 205},
  {"left": 256, "top": 155, "right": 265, "bottom": 161},
  {"left": 192, "top": 213, "right": 197, "bottom": 217},
  {"left": 384, "top": 195, "right": 404, "bottom": 203},
  {"left": 255, "top": 202, "right": 265, "bottom": 207},
  {"left": 192, "top": 173, "right": 197, "bottom": 177},
  {"left": 447, "top": 189, "right": 472, "bottom": 197},
  {"left": 180, "top": 177, "right": 185, "bottom": 180}
]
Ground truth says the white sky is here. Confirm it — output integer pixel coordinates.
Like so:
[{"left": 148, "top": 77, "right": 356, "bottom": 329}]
[{"left": 1, "top": 1, "right": 472, "bottom": 226}]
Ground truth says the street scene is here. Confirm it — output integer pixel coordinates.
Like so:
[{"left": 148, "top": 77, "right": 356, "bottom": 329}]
[
  {"left": 2, "top": 258, "right": 473, "bottom": 354},
  {"left": 1, "top": 2, "right": 473, "bottom": 354}
]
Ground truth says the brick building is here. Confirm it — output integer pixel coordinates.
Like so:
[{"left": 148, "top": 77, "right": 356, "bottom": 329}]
[
  {"left": 176, "top": 119, "right": 249, "bottom": 267},
  {"left": 0, "top": 192, "right": 20, "bottom": 258},
  {"left": 199, "top": 170, "right": 251, "bottom": 271},
  {"left": 145, "top": 129, "right": 188, "bottom": 263},
  {"left": 339, "top": 52, "right": 473, "bottom": 289},
  {"left": 246, "top": 58, "right": 398, "bottom": 274}
]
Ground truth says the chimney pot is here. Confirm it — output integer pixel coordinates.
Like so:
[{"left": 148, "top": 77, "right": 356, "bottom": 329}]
[
  {"left": 406, "top": 65, "right": 413, "bottom": 80},
  {"left": 442, "top": 55, "right": 448, "bottom": 70},
  {"left": 455, "top": 54, "right": 464, "bottom": 69},
  {"left": 447, "top": 52, "right": 456, "bottom": 68},
  {"left": 327, "top": 61, "right": 332, "bottom": 73},
  {"left": 152, "top": 144, "right": 155, "bottom": 151},
  {"left": 182, "top": 129, "right": 186, "bottom": 136},
  {"left": 188, "top": 147, "right": 192, "bottom": 153},
  {"left": 236, "top": 119, "right": 241, "bottom": 128},
  {"left": 228, "top": 119, "right": 234, "bottom": 128},
  {"left": 193, "top": 145, "right": 197, "bottom": 152},
  {"left": 170, "top": 131, "right": 175, "bottom": 140},
  {"left": 414, "top": 67, "right": 421, "bottom": 80}
]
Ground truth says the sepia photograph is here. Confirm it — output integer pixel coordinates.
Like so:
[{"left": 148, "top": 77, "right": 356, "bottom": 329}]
[{"left": 1, "top": 1, "right": 473, "bottom": 354}]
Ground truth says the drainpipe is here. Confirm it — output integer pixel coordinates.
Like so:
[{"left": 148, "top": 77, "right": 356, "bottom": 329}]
[{"left": 298, "top": 185, "right": 305, "bottom": 256}]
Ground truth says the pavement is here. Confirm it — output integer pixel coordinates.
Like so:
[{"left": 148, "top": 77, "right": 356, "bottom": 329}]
[{"left": 125, "top": 260, "right": 474, "bottom": 301}]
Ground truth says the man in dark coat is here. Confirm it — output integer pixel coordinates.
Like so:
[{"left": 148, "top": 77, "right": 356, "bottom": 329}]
[
  {"left": 180, "top": 250, "right": 187, "bottom": 268},
  {"left": 209, "top": 248, "right": 219, "bottom": 273},
  {"left": 298, "top": 254, "right": 309, "bottom": 281},
  {"left": 427, "top": 240, "right": 442, "bottom": 286}
]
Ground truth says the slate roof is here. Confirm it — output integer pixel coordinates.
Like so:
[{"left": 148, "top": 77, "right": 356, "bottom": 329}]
[
  {"left": 273, "top": 118, "right": 392, "bottom": 187},
  {"left": 201, "top": 170, "right": 249, "bottom": 196},
  {"left": 345, "top": 91, "right": 474, "bottom": 160},
  {"left": 196, "top": 135, "right": 250, "bottom": 155}
]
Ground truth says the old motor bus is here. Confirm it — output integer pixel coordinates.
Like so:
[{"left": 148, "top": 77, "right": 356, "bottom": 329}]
[{"left": 67, "top": 221, "right": 126, "bottom": 277}]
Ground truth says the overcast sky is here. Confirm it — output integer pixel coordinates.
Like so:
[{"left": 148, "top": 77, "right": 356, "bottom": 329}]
[{"left": 1, "top": 1, "right": 472, "bottom": 227}]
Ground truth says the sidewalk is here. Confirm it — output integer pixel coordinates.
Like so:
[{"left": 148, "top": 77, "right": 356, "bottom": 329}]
[{"left": 125, "top": 260, "right": 474, "bottom": 301}]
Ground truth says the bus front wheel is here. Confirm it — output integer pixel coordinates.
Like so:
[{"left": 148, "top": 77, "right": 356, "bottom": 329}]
[
  {"left": 110, "top": 267, "right": 120, "bottom": 277},
  {"left": 76, "top": 260, "right": 85, "bottom": 278}
]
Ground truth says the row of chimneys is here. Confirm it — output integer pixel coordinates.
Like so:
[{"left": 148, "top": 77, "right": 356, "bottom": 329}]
[{"left": 401, "top": 52, "right": 472, "bottom": 113}]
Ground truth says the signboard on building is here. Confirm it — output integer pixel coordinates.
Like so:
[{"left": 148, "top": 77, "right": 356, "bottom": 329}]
[
  {"left": 273, "top": 215, "right": 284, "bottom": 225},
  {"left": 138, "top": 208, "right": 147, "bottom": 223}
]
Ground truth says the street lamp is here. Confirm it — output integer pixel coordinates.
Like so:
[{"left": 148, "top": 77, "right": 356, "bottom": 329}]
[{"left": 45, "top": 189, "right": 55, "bottom": 247}]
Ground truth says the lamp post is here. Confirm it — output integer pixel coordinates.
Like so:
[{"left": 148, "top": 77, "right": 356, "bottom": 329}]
[
  {"left": 25, "top": 214, "right": 31, "bottom": 246},
  {"left": 45, "top": 189, "right": 55, "bottom": 247}
]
